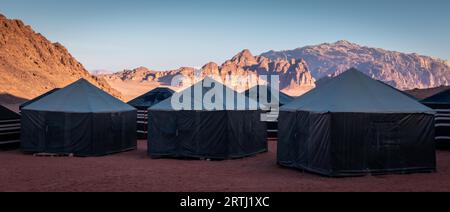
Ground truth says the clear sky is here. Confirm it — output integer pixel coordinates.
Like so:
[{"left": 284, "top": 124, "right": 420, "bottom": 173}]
[{"left": 0, "top": 0, "right": 449, "bottom": 71}]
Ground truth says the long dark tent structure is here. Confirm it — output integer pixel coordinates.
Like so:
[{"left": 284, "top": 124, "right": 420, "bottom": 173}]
[
  {"left": 243, "top": 85, "right": 294, "bottom": 138},
  {"left": 148, "top": 78, "right": 268, "bottom": 159},
  {"left": 278, "top": 69, "right": 436, "bottom": 177},
  {"left": 21, "top": 79, "right": 137, "bottom": 156},
  {"left": 128, "top": 87, "right": 175, "bottom": 139},
  {"left": 0, "top": 105, "right": 21, "bottom": 145},
  {"left": 421, "top": 89, "right": 450, "bottom": 148},
  {"left": 19, "top": 88, "right": 60, "bottom": 111}
]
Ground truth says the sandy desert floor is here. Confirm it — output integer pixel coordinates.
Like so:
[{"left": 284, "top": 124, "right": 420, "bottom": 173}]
[{"left": 0, "top": 140, "right": 449, "bottom": 192}]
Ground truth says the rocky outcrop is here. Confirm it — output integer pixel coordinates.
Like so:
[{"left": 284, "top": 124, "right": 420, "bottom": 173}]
[
  {"left": 102, "top": 49, "right": 316, "bottom": 96},
  {"left": 0, "top": 14, "right": 122, "bottom": 102},
  {"left": 261, "top": 40, "right": 450, "bottom": 90}
]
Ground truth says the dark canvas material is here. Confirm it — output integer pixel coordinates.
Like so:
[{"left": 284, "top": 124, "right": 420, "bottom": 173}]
[
  {"left": 0, "top": 105, "right": 21, "bottom": 145},
  {"left": 279, "top": 69, "right": 436, "bottom": 176},
  {"left": 148, "top": 78, "right": 268, "bottom": 159},
  {"left": 128, "top": 87, "right": 175, "bottom": 139},
  {"left": 422, "top": 89, "right": 450, "bottom": 148},
  {"left": 21, "top": 79, "right": 137, "bottom": 156}
]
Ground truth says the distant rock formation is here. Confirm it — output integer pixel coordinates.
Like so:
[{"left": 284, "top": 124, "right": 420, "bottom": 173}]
[
  {"left": 261, "top": 40, "right": 450, "bottom": 90},
  {"left": 102, "top": 49, "right": 316, "bottom": 96}
]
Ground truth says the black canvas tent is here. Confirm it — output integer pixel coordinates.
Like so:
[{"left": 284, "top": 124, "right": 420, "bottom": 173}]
[
  {"left": 148, "top": 78, "right": 268, "bottom": 159},
  {"left": 243, "top": 85, "right": 294, "bottom": 139},
  {"left": 278, "top": 69, "right": 436, "bottom": 176},
  {"left": 0, "top": 105, "right": 21, "bottom": 145},
  {"left": 19, "top": 88, "right": 60, "bottom": 111},
  {"left": 128, "top": 87, "right": 175, "bottom": 139},
  {"left": 21, "top": 79, "right": 137, "bottom": 156},
  {"left": 243, "top": 85, "right": 294, "bottom": 107},
  {"left": 422, "top": 89, "right": 450, "bottom": 148}
]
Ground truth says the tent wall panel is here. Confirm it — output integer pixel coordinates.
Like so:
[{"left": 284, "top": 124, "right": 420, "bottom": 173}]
[
  {"left": 92, "top": 112, "right": 137, "bottom": 155},
  {"left": 148, "top": 110, "right": 267, "bottom": 159},
  {"left": 279, "top": 111, "right": 436, "bottom": 177},
  {"left": 0, "top": 105, "right": 21, "bottom": 145},
  {"left": 278, "top": 111, "right": 332, "bottom": 175},
  {"left": 424, "top": 104, "right": 450, "bottom": 148},
  {"left": 330, "top": 113, "right": 435, "bottom": 176},
  {"left": 147, "top": 111, "right": 180, "bottom": 156},
  {"left": 0, "top": 119, "right": 21, "bottom": 145},
  {"left": 21, "top": 110, "right": 136, "bottom": 156},
  {"left": 227, "top": 111, "right": 268, "bottom": 158},
  {"left": 20, "top": 79, "right": 137, "bottom": 156}
]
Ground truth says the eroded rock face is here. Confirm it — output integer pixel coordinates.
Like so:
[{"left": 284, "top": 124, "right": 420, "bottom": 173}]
[
  {"left": 261, "top": 40, "right": 450, "bottom": 90},
  {"left": 0, "top": 14, "right": 122, "bottom": 101},
  {"left": 102, "top": 49, "right": 316, "bottom": 95}
]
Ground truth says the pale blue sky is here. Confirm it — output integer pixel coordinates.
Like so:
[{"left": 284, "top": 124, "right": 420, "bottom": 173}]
[{"left": 1, "top": 0, "right": 449, "bottom": 71}]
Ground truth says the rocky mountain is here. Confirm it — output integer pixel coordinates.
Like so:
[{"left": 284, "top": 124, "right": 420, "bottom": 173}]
[
  {"left": 102, "top": 49, "right": 316, "bottom": 99},
  {"left": 261, "top": 40, "right": 450, "bottom": 90},
  {"left": 0, "top": 14, "right": 122, "bottom": 104}
]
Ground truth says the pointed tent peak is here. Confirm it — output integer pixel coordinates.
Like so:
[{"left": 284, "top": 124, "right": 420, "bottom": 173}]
[
  {"left": 127, "top": 87, "right": 175, "bottom": 108},
  {"left": 244, "top": 85, "right": 294, "bottom": 106},
  {"left": 331, "top": 68, "right": 375, "bottom": 82},
  {"left": 61, "top": 78, "right": 108, "bottom": 93},
  {"left": 130, "top": 87, "right": 175, "bottom": 99},
  {"left": 282, "top": 68, "right": 433, "bottom": 114},
  {"left": 73, "top": 77, "right": 91, "bottom": 84},
  {"left": 149, "top": 77, "right": 263, "bottom": 111},
  {"left": 22, "top": 78, "right": 134, "bottom": 113},
  {"left": 345, "top": 67, "right": 361, "bottom": 73}
]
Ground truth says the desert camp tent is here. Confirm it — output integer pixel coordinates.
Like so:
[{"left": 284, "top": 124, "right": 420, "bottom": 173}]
[
  {"left": 21, "top": 79, "right": 137, "bottom": 156},
  {"left": 148, "top": 78, "right": 268, "bottom": 159},
  {"left": 243, "top": 85, "right": 294, "bottom": 107},
  {"left": 278, "top": 69, "right": 436, "bottom": 176},
  {"left": 128, "top": 87, "right": 175, "bottom": 139},
  {"left": 19, "top": 88, "right": 60, "bottom": 111},
  {"left": 243, "top": 85, "right": 294, "bottom": 138},
  {"left": 422, "top": 88, "right": 450, "bottom": 148},
  {"left": 0, "top": 105, "right": 21, "bottom": 145}
]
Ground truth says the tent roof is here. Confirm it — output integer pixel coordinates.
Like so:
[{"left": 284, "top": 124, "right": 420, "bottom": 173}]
[
  {"left": 150, "top": 77, "right": 262, "bottom": 111},
  {"left": 0, "top": 105, "right": 20, "bottom": 120},
  {"left": 20, "top": 88, "right": 60, "bottom": 109},
  {"left": 281, "top": 69, "right": 434, "bottom": 114},
  {"left": 127, "top": 87, "right": 175, "bottom": 108},
  {"left": 421, "top": 88, "right": 450, "bottom": 104},
  {"left": 22, "top": 79, "right": 135, "bottom": 113},
  {"left": 243, "top": 85, "right": 294, "bottom": 105}
]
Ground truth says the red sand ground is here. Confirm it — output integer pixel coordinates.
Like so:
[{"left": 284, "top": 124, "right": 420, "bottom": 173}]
[{"left": 0, "top": 140, "right": 449, "bottom": 192}]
